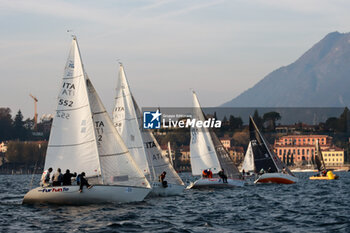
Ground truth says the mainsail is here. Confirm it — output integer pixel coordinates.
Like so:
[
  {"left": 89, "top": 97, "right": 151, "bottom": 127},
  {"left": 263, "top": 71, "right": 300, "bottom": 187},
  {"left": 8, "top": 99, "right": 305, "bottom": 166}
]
[
  {"left": 190, "top": 92, "right": 221, "bottom": 176},
  {"left": 249, "top": 116, "right": 293, "bottom": 176},
  {"left": 113, "top": 64, "right": 184, "bottom": 185},
  {"left": 45, "top": 37, "right": 150, "bottom": 188},
  {"left": 314, "top": 139, "right": 326, "bottom": 172}
]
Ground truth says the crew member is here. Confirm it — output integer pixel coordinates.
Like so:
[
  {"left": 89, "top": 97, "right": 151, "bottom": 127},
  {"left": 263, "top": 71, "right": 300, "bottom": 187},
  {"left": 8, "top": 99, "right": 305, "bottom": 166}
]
[
  {"left": 159, "top": 171, "right": 168, "bottom": 188},
  {"left": 62, "top": 169, "right": 77, "bottom": 186},
  {"left": 40, "top": 167, "right": 53, "bottom": 187},
  {"left": 78, "top": 172, "right": 93, "bottom": 193},
  {"left": 208, "top": 169, "right": 213, "bottom": 178},
  {"left": 202, "top": 169, "right": 208, "bottom": 178},
  {"left": 218, "top": 169, "right": 228, "bottom": 183},
  {"left": 52, "top": 168, "right": 63, "bottom": 186}
]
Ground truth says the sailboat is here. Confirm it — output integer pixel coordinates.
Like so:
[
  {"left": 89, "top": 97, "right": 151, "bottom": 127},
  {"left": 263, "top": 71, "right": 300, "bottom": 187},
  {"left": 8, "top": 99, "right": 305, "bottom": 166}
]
[
  {"left": 245, "top": 116, "right": 298, "bottom": 184},
  {"left": 309, "top": 140, "right": 338, "bottom": 180},
  {"left": 23, "top": 37, "right": 151, "bottom": 205},
  {"left": 189, "top": 91, "right": 245, "bottom": 188},
  {"left": 112, "top": 64, "right": 185, "bottom": 196}
]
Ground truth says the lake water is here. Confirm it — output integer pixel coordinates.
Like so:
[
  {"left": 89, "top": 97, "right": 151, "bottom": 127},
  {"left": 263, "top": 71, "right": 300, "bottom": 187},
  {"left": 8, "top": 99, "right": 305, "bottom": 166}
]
[{"left": 0, "top": 172, "right": 349, "bottom": 232}]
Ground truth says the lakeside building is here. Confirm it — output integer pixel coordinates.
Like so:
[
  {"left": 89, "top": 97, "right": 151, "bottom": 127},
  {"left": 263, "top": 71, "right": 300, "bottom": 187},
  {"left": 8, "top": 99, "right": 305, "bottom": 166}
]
[{"left": 274, "top": 135, "right": 344, "bottom": 166}]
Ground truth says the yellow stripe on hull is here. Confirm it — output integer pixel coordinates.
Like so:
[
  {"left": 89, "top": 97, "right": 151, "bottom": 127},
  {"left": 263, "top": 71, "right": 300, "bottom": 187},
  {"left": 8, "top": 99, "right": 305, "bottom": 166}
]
[{"left": 309, "top": 176, "right": 339, "bottom": 180}]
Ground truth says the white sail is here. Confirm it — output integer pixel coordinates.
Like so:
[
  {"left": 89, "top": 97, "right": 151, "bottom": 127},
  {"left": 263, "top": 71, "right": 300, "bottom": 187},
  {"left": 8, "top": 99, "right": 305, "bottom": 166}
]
[
  {"left": 113, "top": 64, "right": 184, "bottom": 185},
  {"left": 241, "top": 142, "right": 255, "bottom": 173},
  {"left": 44, "top": 38, "right": 101, "bottom": 181},
  {"left": 112, "top": 65, "right": 150, "bottom": 177},
  {"left": 86, "top": 77, "right": 150, "bottom": 188},
  {"left": 190, "top": 91, "right": 221, "bottom": 176}
]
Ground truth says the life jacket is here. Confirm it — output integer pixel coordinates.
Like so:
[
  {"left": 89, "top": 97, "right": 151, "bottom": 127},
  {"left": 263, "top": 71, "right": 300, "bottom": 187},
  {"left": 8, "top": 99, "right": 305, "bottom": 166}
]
[
  {"left": 208, "top": 170, "right": 213, "bottom": 178},
  {"left": 202, "top": 170, "right": 208, "bottom": 177}
]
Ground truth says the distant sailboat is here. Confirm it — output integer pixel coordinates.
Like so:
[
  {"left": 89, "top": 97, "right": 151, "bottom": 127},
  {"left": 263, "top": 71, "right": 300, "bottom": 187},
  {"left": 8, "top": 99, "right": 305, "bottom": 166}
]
[
  {"left": 113, "top": 64, "right": 185, "bottom": 196},
  {"left": 309, "top": 140, "right": 338, "bottom": 180},
  {"left": 247, "top": 116, "right": 298, "bottom": 184},
  {"left": 189, "top": 91, "right": 245, "bottom": 188},
  {"left": 23, "top": 37, "right": 151, "bottom": 205}
]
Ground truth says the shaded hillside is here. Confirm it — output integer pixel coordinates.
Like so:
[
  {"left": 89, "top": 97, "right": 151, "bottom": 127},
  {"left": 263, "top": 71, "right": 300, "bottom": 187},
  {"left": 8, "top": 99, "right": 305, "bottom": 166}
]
[{"left": 223, "top": 32, "right": 350, "bottom": 107}]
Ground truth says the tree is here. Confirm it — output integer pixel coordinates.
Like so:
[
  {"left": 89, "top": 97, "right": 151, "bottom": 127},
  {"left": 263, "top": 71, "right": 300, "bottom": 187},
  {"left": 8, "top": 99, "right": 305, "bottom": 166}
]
[
  {"left": 338, "top": 107, "right": 349, "bottom": 132},
  {"left": 263, "top": 111, "right": 281, "bottom": 131},
  {"left": 0, "top": 108, "right": 13, "bottom": 141},
  {"left": 13, "top": 110, "right": 27, "bottom": 140}
]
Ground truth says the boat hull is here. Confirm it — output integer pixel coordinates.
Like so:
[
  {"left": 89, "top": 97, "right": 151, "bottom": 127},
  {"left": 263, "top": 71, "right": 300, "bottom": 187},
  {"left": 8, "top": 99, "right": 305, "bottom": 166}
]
[
  {"left": 189, "top": 178, "right": 245, "bottom": 189},
  {"left": 148, "top": 182, "right": 185, "bottom": 197},
  {"left": 22, "top": 185, "right": 151, "bottom": 205},
  {"left": 255, "top": 173, "right": 298, "bottom": 184},
  {"left": 309, "top": 176, "right": 339, "bottom": 180}
]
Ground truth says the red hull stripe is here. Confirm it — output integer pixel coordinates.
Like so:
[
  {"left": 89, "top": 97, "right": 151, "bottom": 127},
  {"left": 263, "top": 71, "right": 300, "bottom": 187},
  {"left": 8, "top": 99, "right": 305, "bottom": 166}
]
[{"left": 257, "top": 177, "right": 295, "bottom": 184}]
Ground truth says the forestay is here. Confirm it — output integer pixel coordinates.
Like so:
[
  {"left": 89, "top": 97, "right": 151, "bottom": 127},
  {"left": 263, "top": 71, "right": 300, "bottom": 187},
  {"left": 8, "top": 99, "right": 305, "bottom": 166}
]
[{"left": 190, "top": 92, "right": 221, "bottom": 176}]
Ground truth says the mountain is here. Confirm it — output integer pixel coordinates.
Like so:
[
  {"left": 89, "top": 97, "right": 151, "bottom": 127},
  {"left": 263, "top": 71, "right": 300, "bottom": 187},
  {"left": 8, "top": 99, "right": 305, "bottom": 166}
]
[{"left": 222, "top": 32, "right": 350, "bottom": 107}]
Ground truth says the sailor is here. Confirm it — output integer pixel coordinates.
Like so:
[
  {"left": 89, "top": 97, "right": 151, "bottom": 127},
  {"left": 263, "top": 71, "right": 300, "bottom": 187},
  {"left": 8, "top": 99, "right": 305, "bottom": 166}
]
[
  {"left": 242, "top": 169, "right": 245, "bottom": 176},
  {"left": 78, "top": 172, "right": 93, "bottom": 193},
  {"left": 282, "top": 167, "right": 287, "bottom": 174},
  {"left": 62, "top": 169, "right": 77, "bottom": 186},
  {"left": 259, "top": 168, "right": 265, "bottom": 175},
  {"left": 202, "top": 169, "right": 208, "bottom": 178},
  {"left": 52, "top": 168, "right": 63, "bottom": 186},
  {"left": 267, "top": 167, "right": 272, "bottom": 173},
  {"left": 159, "top": 171, "right": 168, "bottom": 188},
  {"left": 208, "top": 169, "right": 213, "bottom": 178},
  {"left": 218, "top": 169, "right": 228, "bottom": 183},
  {"left": 40, "top": 167, "right": 53, "bottom": 187}
]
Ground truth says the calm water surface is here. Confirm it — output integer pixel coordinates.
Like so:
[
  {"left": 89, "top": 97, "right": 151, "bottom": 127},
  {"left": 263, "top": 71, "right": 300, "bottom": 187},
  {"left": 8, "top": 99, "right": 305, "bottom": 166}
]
[{"left": 0, "top": 172, "right": 349, "bottom": 233}]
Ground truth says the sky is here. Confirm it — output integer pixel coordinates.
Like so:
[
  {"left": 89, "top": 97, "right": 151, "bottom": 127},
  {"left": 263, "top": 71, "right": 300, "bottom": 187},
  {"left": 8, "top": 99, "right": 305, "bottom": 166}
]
[{"left": 1, "top": 0, "right": 350, "bottom": 120}]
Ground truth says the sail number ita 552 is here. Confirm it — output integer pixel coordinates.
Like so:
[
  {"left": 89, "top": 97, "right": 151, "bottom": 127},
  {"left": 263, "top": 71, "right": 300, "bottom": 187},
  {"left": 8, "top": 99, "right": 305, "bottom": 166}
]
[{"left": 58, "top": 98, "right": 73, "bottom": 107}]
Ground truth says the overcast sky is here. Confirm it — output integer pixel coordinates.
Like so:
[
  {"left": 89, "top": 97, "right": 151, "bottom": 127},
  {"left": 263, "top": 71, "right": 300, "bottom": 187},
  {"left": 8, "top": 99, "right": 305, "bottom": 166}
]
[{"left": 1, "top": 0, "right": 350, "bottom": 119}]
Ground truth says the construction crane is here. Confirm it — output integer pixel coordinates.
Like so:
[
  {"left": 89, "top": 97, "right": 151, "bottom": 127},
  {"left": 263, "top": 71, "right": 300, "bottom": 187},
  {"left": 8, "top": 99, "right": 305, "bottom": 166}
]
[{"left": 29, "top": 94, "right": 38, "bottom": 131}]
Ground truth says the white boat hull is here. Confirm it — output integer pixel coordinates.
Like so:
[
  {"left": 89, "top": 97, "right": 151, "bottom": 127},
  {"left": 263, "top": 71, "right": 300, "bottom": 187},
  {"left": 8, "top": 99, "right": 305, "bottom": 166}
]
[
  {"left": 189, "top": 178, "right": 245, "bottom": 189},
  {"left": 22, "top": 185, "right": 151, "bottom": 205},
  {"left": 255, "top": 173, "right": 298, "bottom": 184},
  {"left": 148, "top": 182, "right": 185, "bottom": 197}
]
